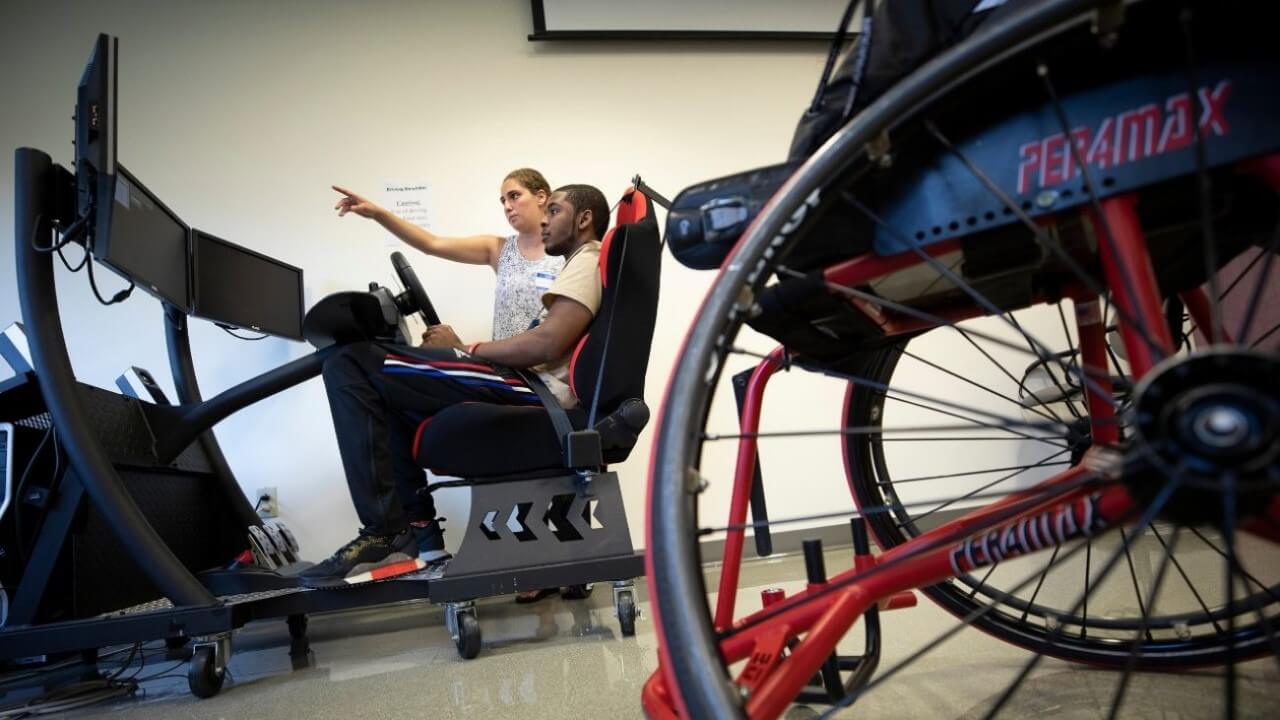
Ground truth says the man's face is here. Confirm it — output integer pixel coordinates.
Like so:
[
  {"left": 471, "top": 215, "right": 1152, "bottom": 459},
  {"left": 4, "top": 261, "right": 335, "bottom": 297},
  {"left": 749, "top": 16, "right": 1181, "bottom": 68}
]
[{"left": 540, "top": 191, "right": 580, "bottom": 256}]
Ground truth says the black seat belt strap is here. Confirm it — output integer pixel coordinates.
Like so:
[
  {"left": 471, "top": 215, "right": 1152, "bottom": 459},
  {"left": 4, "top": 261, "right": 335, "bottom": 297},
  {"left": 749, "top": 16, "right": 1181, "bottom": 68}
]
[{"left": 514, "top": 368, "right": 575, "bottom": 452}]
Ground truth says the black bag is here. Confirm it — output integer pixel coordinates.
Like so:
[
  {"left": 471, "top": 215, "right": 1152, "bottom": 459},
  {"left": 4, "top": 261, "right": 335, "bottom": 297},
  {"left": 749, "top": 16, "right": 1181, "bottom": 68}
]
[
  {"left": 789, "top": 0, "right": 1013, "bottom": 160},
  {"left": 666, "top": 0, "right": 1016, "bottom": 272}
]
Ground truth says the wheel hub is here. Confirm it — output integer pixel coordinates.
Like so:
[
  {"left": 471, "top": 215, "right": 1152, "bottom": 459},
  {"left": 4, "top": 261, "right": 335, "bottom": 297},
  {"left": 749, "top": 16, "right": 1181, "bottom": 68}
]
[{"left": 1128, "top": 350, "right": 1280, "bottom": 525}]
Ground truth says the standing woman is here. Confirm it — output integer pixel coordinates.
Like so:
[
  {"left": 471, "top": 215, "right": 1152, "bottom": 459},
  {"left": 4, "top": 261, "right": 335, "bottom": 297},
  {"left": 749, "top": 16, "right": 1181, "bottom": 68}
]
[{"left": 332, "top": 168, "right": 565, "bottom": 340}]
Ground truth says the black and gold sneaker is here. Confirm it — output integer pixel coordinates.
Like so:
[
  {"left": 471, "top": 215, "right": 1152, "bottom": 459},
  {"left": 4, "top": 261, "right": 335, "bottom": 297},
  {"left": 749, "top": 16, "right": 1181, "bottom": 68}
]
[
  {"left": 411, "top": 518, "right": 452, "bottom": 564},
  {"left": 299, "top": 529, "right": 418, "bottom": 588}
]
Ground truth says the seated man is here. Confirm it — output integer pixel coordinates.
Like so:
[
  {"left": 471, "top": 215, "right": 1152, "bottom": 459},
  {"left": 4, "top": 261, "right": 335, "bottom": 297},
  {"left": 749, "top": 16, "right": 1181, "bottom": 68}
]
[{"left": 302, "top": 184, "right": 609, "bottom": 587}]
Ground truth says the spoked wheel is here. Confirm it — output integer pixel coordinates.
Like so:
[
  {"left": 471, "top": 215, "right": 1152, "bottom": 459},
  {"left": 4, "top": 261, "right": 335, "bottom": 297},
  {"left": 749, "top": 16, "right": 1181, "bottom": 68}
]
[
  {"left": 644, "top": 1, "right": 1280, "bottom": 718},
  {"left": 844, "top": 303, "right": 1280, "bottom": 669}
]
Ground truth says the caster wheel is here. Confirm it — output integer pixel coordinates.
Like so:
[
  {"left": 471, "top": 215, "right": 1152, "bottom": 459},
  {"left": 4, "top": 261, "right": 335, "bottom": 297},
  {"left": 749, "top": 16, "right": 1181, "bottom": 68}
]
[
  {"left": 287, "top": 614, "right": 308, "bottom": 640},
  {"left": 617, "top": 590, "right": 637, "bottom": 637},
  {"left": 187, "top": 646, "right": 225, "bottom": 698},
  {"left": 454, "top": 613, "right": 482, "bottom": 660}
]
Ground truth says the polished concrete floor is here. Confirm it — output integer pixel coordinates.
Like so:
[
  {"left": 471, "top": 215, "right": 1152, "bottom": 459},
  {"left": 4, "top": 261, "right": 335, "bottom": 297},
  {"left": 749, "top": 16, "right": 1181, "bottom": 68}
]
[{"left": 5, "top": 545, "right": 1278, "bottom": 719}]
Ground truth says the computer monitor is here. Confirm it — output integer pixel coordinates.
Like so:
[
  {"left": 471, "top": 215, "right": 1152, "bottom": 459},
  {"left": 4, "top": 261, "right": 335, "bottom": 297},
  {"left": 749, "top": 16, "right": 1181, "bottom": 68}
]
[
  {"left": 74, "top": 33, "right": 117, "bottom": 220},
  {"left": 191, "top": 230, "right": 305, "bottom": 341},
  {"left": 93, "top": 164, "right": 193, "bottom": 311}
]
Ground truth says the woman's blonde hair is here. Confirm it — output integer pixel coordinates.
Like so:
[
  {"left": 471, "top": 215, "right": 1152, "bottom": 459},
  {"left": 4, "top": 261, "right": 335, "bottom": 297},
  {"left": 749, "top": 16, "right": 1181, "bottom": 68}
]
[{"left": 503, "top": 167, "right": 551, "bottom": 197}]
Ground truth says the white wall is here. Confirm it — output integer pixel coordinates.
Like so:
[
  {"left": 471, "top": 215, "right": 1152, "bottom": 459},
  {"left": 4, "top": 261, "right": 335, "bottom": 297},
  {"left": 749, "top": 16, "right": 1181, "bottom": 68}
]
[{"left": 1, "top": 0, "right": 858, "bottom": 558}]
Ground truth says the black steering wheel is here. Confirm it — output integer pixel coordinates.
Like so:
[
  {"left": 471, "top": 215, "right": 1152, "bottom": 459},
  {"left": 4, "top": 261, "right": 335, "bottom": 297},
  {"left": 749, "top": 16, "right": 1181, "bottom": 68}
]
[{"left": 390, "top": 251, "right": 441, "bottom": 326}]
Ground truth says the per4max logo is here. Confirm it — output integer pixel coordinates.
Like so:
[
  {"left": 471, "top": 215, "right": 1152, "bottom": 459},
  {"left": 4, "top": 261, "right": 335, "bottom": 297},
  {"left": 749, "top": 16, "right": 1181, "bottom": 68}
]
[
  {"left": 949, "top": 493, "right": 1107, "bottom": 575},
  {"left": 1016, "top": 80, "right": 1231, "bottom": 195}
]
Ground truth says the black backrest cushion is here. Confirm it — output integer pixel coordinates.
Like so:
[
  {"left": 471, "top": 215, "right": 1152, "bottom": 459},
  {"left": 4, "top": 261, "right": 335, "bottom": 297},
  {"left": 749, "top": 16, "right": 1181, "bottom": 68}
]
[{"left": 568, "top": 190, "right": 661, "bottom": 417}]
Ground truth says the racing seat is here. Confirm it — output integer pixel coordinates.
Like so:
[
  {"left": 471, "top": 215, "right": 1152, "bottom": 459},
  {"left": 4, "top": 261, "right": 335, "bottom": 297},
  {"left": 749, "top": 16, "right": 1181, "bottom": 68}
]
[
  {"left": 412, "top": 187, "right": 659, "bottom": 477},
  {"left": 409, "top": 188, "right": 660, "bottom": 608}
]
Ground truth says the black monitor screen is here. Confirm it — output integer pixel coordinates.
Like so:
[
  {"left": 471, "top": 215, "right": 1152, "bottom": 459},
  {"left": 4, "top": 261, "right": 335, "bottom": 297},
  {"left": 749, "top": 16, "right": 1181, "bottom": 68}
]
[
  {"left": 97, "top": 164, "right": 191, "bottom": 311},
  {"left": 75, "top": 33, "right": 117, "bottom": 219},
  {"left": 192, "top": 231, "right": 304, "bottom": 341}
]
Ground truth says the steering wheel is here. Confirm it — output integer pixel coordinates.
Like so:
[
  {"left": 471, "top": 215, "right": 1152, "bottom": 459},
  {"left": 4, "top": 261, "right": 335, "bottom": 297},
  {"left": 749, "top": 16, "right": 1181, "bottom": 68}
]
[{"left": 390, "top": 251, "right": 441, "bottom": 326}]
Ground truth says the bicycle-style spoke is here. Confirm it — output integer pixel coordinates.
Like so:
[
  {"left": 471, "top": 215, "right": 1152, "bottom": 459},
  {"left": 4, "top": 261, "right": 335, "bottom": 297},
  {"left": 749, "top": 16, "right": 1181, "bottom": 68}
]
[
  {"left": 1081, "top": 537, "right": 1093, "bottom": 640},
  {"left": 1150, "top": 523, "right": 1224, "bottom": 635},
  {"left": 722, "top": 346, "right": 1076, "bottom": 445},
  {"left": 954, "top": 327, "right": 1076, "bottom": 424},
  {"left": 844, "top": 190, "right": 1135, "bottom": 406},
  {"left": 1178, "top": 10, "right": 1226, "bottom": 346},
  {"left": 978, "top": 470, "right": 1187, "bottom": 719},
  {"left": 731, "top": 344, "right": 1075, "bottom": 442},
  {"left": 894, "top": 448, "right": 1073, "bottom": 530},
  {"left": 1118, "top": 528, "right": 1154, "bottom": 642},
  {"left": 1235, "top": 229, "right": 1278, "bottom": 344},
  {"left": 700, "top": 482, "right": 1093, "bottom": 539},
  {"left": 1054, "top": 303, "right": 1086, "bottom": 418},
  {"left": 1106, "top": 527, "right": 1183, "bottom": 720},
  {"left": 1020, "top": 545, "right": 1060, "bottom": 624},
  {"left": 1222, "top": 473, "right": 1239, "bottom": 718},
  {"left": 1186, "top": 526, "right": 1280, "bottom": 607},
  {"left": 813, "top": 541, "right": 1092, "bottom": 719},
  {"left": 1033, "top": 65, "right": 1172, "bottom": 358},
  {"left": 1248, "top": 320, "right": 1280, "bottom": 349},
  {"left": 776, "top": 265, "right": 1122, "bottom": 412},
  {"left": 713, "top": 468, "right": 1114, "bottom": 644},
  {"left": 970, "top": 563, "right": 1002, "bottom": 600},
  {"left": 878, "top": 461, "right": 1072, "bottom": 488},
  {"left": 902, "top": 348, "right": 1068, "bottom": 427},
  {"left": 879, "top": 393, "right": 1068, "bottom": 450},
  {"left": 821, "top": 467, "right": 1178, "bottom": 719},
  {"left": 1232, "top": 556, "right": 1280, "bottom": 675},
  {"left": 700, "top": 421, "right": 1069, "bottom": 442}
]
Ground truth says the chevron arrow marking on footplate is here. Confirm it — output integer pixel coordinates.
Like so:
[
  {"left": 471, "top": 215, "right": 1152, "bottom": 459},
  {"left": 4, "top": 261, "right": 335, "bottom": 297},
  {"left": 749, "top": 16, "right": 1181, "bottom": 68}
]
[{"left": 480, "top": 510, "right": 500, "bottom": 540}]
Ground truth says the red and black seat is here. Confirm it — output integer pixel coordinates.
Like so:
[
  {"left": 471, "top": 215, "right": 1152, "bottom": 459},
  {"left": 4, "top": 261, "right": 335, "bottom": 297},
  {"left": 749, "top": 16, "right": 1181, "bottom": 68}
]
[{"left": 411, "top": 188, "right": 660, "bottom": 478}]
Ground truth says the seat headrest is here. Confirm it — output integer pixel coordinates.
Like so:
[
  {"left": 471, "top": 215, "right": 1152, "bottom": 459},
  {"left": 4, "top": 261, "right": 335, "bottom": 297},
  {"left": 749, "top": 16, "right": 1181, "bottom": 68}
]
[{"left": 615, "top": 187, "right": 650, "bottom": 226}]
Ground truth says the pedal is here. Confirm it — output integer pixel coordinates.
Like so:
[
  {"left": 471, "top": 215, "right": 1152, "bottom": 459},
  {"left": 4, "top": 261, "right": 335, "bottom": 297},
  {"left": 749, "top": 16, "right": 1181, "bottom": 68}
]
[
  {"left": 247, "top": 525, "right": 283, "bottom": 570},
  {"left": 262, "top": 523, "right": 298, "bottom": 564},
  {"left": 273, "top": 521, "right": 301, "bottom": 555}
]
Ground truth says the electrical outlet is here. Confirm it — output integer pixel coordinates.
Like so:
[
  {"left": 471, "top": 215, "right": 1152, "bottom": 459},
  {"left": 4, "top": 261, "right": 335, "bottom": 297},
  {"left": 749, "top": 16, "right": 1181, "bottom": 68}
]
[{"left": 257, "top": 486, "right": 278, "bottom": 518}]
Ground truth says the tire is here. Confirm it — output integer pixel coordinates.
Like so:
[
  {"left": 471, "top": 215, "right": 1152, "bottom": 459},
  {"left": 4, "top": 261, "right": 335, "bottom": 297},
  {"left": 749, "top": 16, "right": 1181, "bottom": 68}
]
[
  {"left": 187, "top": 646, "right": 225, "bottom": 699},
  {"left": 617, "top": 591, "right": 637, "bottom": 637},
  {"left": 454, "top": 613, "right": 482, "bottom": 660}
]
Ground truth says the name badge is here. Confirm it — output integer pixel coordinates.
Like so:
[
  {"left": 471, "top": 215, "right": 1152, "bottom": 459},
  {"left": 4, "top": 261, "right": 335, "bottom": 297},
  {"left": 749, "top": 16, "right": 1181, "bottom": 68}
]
[{"left": 534, "top": 271, "right": 556, "bottom": 291}]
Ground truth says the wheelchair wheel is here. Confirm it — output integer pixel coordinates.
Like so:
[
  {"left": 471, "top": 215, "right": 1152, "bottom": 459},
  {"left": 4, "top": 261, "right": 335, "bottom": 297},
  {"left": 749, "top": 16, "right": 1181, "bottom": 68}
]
[
  {"left": 843, "top": 302, "right": 1280, "bottom": 669},
  {"left": 644, "top": 0, "right": 1280, "bottom": 717}
]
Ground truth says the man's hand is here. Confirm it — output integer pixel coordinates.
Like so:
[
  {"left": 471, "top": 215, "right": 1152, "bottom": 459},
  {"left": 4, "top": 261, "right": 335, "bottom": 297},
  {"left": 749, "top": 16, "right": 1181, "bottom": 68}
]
[
  {"left": 333, "top": 185, "right": 383, "bottom": 219},
  {"left": 420, "top": 324, "right": 466, "bottom": 351}
]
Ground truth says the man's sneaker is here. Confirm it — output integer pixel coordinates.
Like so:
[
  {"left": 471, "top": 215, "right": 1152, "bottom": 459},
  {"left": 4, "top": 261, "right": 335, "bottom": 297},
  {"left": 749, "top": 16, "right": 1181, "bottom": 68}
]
[
  {"left": 411, "top": 518, "right": 452, "bottom": 564},
  {"left": 299, "top": 529, "right": 420, "bottom": 588}
]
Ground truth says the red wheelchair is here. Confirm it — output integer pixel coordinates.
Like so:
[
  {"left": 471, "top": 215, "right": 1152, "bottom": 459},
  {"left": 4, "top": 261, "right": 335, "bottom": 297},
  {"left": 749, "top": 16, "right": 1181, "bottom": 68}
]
[{"left": 643, "top": 0, "right": 1279, "bottom": 716}]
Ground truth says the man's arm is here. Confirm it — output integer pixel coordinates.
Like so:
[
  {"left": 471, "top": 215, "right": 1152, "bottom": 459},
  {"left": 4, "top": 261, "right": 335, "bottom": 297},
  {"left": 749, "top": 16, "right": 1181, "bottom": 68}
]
[{"left": 422, "top": 295, "right": 594, "bottom": 369}]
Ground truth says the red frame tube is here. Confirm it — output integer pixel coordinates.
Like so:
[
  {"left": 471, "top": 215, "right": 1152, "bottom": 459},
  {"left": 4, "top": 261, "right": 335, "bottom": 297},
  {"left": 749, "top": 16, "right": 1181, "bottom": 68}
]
[
  {"left": 1180, "top": 287, "right": 1232, "bottom": 345},
  {"left": 715, "top": 348, "right": 786, "bottom": 631},
  {"left": 1075, "top": 299, "right": 1118, "bottom": 446},
  {"left": 1091, "top": 195, "right": 1174, "bottom": 378}
]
